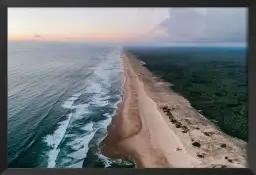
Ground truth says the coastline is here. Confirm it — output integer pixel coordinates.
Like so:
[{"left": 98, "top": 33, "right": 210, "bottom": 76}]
[{"left": 100, "top": 51, "right": 247, "bottom": 168}]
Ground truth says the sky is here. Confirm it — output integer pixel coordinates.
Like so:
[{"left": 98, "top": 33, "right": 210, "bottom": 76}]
[{"left": 8, "top": 8, "right": 247, "bottom": 46}]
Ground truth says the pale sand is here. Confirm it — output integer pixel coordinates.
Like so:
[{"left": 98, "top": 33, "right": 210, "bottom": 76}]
[{"left": 100, "top": 51, "right": 247, "bottom": 168}]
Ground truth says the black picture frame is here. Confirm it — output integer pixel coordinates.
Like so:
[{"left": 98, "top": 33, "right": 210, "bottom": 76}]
[{"left": 1, "top": 1, "right": 255, "bottom": 175}]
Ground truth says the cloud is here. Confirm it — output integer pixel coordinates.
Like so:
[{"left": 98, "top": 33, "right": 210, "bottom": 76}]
[
  {"left": 145, "top": 8, "right": 247, "bottom": 45},
  {"left": 34, "top": 34, "right": 43, "bottom": 38}
]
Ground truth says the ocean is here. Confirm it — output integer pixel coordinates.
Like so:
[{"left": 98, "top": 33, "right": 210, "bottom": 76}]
[
  {"left": 8, "top": 42, "right": 247, "bottom": 168},
  {"left": 8, "top": 41, "right": 132, "bottom": 168}
]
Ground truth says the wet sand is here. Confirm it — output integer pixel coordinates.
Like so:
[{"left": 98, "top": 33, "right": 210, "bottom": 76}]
[{"left": 100, "top": 51, "right": 247, "bottom": 168}]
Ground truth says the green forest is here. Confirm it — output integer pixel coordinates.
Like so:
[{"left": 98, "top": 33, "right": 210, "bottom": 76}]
[{"left": 126, "top": 46, "right": 248, "bottom": 142}]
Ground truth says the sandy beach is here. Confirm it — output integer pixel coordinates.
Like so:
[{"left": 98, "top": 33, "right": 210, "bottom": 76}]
[{"left": 100, "top": 51, "right": 247, "bottom": 168}]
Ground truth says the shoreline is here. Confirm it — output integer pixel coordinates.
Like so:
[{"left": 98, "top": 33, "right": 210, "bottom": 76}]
[{"left": 100, "top": 51, "right": 247, "bottom": 168}]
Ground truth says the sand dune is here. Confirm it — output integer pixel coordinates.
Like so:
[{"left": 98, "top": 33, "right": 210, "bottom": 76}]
[{"left": 100, "top": 51, "right": 247, "bottom": 168}]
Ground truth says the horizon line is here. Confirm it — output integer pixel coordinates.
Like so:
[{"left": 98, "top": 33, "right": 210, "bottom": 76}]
[{"left": 8, "top": 39, "right": 247, "bottom": 48}]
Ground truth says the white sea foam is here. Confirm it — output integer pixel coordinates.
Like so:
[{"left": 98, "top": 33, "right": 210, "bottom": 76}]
[
  {"left": 95, "top": 117, "right": 112, "bottom": 128},
  {"left": 90, "top": 96, "right": 110, "bottom": 107},
  {"left": 82, "top": 121, "right": 94, "bottom": 131},
  {"left": 45, "top": 113, "right": 72, "bottom": 168},
  {"left": 96, "top": 152, "right": 112, "bottom": 167},
  {"left": 66, "top": 126, "right": 99, "bottom": 168},
  {"left": 45, "top": 48, "right": 124, "bottom": 168},
  {"left": 44, "top": 94, "right": 81, "bottom": 168},
  {"left": 69, "top": 103, "right": 90, "bottom": 121},
  {"left": 62, "top": 93, "right": 82, "bottom": 109}
]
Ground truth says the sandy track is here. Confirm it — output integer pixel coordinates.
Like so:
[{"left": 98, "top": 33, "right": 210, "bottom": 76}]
[{"left": 100, "top": 51, "right": 247, "bottom": 168}]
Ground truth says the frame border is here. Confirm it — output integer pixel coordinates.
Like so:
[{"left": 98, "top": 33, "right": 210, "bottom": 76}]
[
  {"left": 1, "top": 1, "right": 255, "bottom": 175},
  {"left": 248, "top": 0, "right": 256, "bottom": 173},
  {"left": 5, "top": 0, "right": 251, "bottom": 7},
  {"left": 1, "top": 2, "right": 8, "bottom": 174}
]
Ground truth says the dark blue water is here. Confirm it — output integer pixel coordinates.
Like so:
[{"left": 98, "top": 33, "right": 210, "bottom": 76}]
[{"left": 8, "top": 41, "right": 126, "bottom": 168}]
